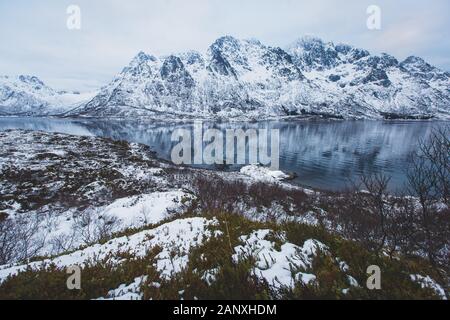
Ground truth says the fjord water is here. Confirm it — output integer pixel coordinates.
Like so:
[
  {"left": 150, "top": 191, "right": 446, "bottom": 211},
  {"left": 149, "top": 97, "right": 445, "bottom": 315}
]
[{"left": 1, "top": 117, "right": 447, "bottom": 192}]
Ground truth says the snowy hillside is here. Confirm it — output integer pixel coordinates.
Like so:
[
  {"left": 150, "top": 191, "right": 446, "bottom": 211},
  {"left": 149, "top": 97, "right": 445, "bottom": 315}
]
[
  {"left": 0, "top": 75, "right": 96, "bottom": 116},
  {"left": 0, "top": 130, "right": 448, "bottom": 300}
]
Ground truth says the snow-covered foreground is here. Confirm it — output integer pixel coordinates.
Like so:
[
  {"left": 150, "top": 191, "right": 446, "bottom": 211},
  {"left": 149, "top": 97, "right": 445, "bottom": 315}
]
[
  {"left": 0, "top": 130, "right": 448, "bottom": 300},
  {"left": 0, "top": 130, "right": 199, "bottom": 258},
  {"left": 0, "top": 217, "right": 218, "bottom": 284},
  {"left": 96, "top": 226, "right": 447, "bottom": 300},
  {"left": 232, "top": 229, "right": 365, "bottom": 297},
  {"left": 97, "top": 276, "right": 148, "bottom": 300},
  {"left": 39, "top": 190, "right": 192, "bottom": 256},
  {"left": 233, "top": 230, "right": 328, "bottom": 289},
  {"left": 410, "top": 275, "right": 447, "bottom": 300}
]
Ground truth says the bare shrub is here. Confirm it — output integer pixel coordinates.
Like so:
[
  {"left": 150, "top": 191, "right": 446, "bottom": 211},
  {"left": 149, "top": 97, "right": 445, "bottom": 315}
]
[
  {"left": 0, "top": 213, "right": 46, "bottom": 264},
  {"left": 96, "top": 213, "right": 120, "bottom": 241},
  {"left": 73, "top": 209, "right": 120, "bottom": 245},
  {"left": 49, "top": 232, "right": 77, "bottom": 254},
  {"left": 0, "top": 218, "right": 16, "bottom": 264},
  {"left": 416, "top": 127, "right": 450, "bottom": 205},
  {"left": 384, "top": 195, "right": 417, "bottom": 259},
  {"left": 192, "top": 174, "right": 309, "bottom": 221},
  {"left": 320, "top": 190, "right": 380, "bottom": 251},
  {"left": 139, "top": 205, "right": 151, "bottom": 226},
  {"left": 193, "top": 176, "right": 246, "bottom": 214},
  {"left": 406, "top": 126, "right": 450, "bottom": 268},
  {"left": 360, "top": 173, "right": 391, "bottom": 254}
]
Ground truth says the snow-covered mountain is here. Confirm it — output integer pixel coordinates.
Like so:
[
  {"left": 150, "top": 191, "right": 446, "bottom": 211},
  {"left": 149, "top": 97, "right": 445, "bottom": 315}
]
[
  {"left": 3, "top": 36, "right": 450, "bottom": 119},
  {"left": 0, "top": 75, "right": 95, "bottom": 116},
  {"left": 69, "top": 36, "right": 450, "bottom": 119},
  {"left": 68, "top": 37, "right": 314, "bottom": 119},
  {"left": 287, "top": 37, "right": 450, "bottom": 119}
]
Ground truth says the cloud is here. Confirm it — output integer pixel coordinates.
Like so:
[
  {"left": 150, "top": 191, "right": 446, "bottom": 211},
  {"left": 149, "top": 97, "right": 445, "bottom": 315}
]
[
  {"left": 0, "top": 0, "right": 448, "bottom": 91},
  {"left": 359, "top": 1, "right": 449, "bottom": 62}
]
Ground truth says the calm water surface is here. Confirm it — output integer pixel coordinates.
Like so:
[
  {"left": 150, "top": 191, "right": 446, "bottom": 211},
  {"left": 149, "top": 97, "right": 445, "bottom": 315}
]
[{"left": 1, "top": 117, "right": 447, "bottom": 192}]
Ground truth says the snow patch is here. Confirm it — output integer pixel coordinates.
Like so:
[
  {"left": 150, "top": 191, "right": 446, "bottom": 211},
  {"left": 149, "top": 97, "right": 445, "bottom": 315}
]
[
  {"left": 240, "top": 165, "right": 290, "bottom": 183},
  {"left": 410, "top": 274, "right": 447, "bottom": 300},
  {"left": 102, "top": 190, "right": 191, "bottom": 228},
  {"left": 96, "top": 276, "right": 147, "bottom": 300},
  {"left": 0, "top": 217, "right": 218, "bottom": 284},
  {"left": 233, "top": 229, "right": 327, "bottom": 289}
]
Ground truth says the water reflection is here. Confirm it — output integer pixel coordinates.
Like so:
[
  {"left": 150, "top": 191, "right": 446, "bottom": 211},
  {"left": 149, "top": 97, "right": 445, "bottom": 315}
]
[{"left": 0, "top": 117, "right": 447, "bottom": 192}]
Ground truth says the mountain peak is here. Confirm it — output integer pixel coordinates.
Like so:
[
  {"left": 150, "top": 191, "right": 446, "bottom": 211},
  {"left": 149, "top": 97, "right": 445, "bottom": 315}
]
[
  {"left": 402, "top": 56, "right": 426, "bottom": 66},
  {"left": 5, "top": 35, "right": 448, "bottom": 120},
  {"left": 211, "top": 36, "right": 241, "bottom": 51},
  {"left": 215, "top": 35, "right": 239, "bottom": 43},
  {"left": 179, "top": 51, "right": 205, "bottom": 66},
  {"left": 289, "top": 36, "right": 334, "bottom": 50},
  {"left": 399, "top": 56, "right": 448, "bottom": 81},
  {"left": 244, "top": 38, "right": 264, "bottom": 46},
  {"left": 287, "top": 36, "right": 340, "bottom": 70},
  {"left": 161, "top": 55, "right": 185, "bottom": 76},
  {"left": 131, "top": 51, "right": 156, "bottom": 64},
  {"left": 18, "top": 75, "right": 45, "bottom": 86},
  {"left": 120, "top": 51, "right": 157, "bottom": 78}
]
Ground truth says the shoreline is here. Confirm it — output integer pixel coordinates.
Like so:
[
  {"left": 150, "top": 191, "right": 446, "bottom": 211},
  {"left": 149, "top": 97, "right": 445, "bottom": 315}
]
[{"left": 0, "top": 129, "right": 448, "bottom": 300}]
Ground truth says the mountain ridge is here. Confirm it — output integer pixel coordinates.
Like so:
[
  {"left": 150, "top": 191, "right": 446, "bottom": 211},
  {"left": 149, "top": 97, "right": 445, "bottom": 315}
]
[
  {"left": 0, "top": 75, "right": 96, "bottom": 116},
  {"left": 2, "top": 35, "right": 449, "bottom": 120}
]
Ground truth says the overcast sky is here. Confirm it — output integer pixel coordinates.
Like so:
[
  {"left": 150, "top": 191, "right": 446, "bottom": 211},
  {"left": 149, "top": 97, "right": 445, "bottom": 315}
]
[{"left": 1, "top": 0, "right": 448, "bottom": 91}]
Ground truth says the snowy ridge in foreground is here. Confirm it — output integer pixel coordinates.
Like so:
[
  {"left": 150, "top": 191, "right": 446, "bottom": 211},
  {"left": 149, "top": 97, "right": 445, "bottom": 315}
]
[
  {"left": 233, "top": 230, "right": 327, "bottom": 289},
  {"left": 0, "top": 130, "right": 447, "bottom": 300},
  {"left": 0, "top": 217, "right": 219, "bottom": 284}
]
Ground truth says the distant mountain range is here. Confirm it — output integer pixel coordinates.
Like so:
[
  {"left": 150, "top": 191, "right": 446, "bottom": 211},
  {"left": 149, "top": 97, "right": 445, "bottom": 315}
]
[
  {"left": 1, "top": 36, "right": 449, "bottom": 119},
  {"left": 0, "top": 75, "right": 96, "bottom": 116}
]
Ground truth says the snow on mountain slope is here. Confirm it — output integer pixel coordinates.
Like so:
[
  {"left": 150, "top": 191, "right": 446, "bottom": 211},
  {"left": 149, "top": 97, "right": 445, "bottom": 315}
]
[
  {"left": 0, "top": 75, "right": 96, "bottom": 116},
  {"left": 70, "top": 36, "right": 449, "bottom": 119},
  {"left": 69, "top": 37, "right": 319, "bottom": 118},
  {"left": 287, "top": 36, "right": 450, "bottom": 119},
  {"left": 3, "top": 36, "right": 450, "bottom": 119}
]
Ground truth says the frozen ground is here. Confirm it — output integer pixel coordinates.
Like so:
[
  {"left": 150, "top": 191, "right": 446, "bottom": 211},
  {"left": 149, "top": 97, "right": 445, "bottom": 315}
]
[{"left": 0, "top": 130, "right": 447, "bottom": 300}]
